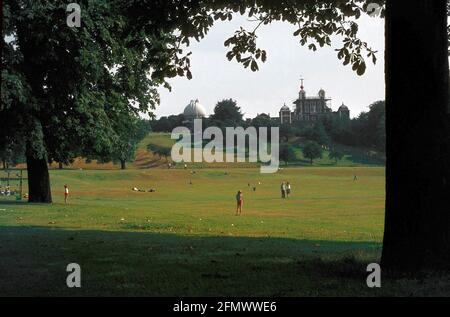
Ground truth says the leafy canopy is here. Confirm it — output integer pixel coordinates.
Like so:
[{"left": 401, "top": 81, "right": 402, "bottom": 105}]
[
  {"left": 303, "top": 140, "right": 323, "bottom": 164},
  {"left": 1, "top": 0, "right": 384, "bottom": 167},
  {"left": 210, "top": 99, "right": 244, "bottom": 125}
]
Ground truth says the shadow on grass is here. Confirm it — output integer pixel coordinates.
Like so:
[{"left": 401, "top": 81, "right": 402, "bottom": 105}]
[
  {"left": 1, "top": 225, "right": 447, "bottom": 297},
  {"left": 0, "top": 200, "right": 29, "bottom": 206},
  {"left": 345, "top": 154, "right": 385, "bottom": 166}
]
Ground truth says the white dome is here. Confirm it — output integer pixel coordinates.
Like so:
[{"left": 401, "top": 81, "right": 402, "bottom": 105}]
[{"left": 183, "top": 99, "right": 206, "bottom": 118}]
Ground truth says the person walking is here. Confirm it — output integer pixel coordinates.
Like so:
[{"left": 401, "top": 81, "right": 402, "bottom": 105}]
[
  {"left": 236, "top": 190, "right": 243, "bottom": 215},
  {"left": 281, "top": 182, "right": 286, "bottom": 199},
  {"left": 64, "top": 184, "right": 69, "bottom": 204}
]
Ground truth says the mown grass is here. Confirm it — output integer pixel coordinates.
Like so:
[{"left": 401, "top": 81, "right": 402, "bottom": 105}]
[{"left": 0, "top": 167, "right": 448, "bottom": 296}]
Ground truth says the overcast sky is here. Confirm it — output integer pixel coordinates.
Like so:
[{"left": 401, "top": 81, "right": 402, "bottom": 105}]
[{"left": 156, "top": 14, "right": 385, "bottom": 120}]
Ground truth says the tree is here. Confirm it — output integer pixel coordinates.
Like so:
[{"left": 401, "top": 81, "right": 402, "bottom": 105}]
[
  {"left": 2, "top": 0, "right": 380, "bottom": 203},
  {"left": 112, "top": 117, "right": 150, "bottom": 170},
  {"left": 280, "top": 124, "right": 294, "bottom": 142},
  {"left": 365, "top": 101, "right": 386, "bottom": 151},
  {"left": 381, "top": 0, "right": 450, "bottom": 271},
  {"left": 319, "top": 100, "right": 386, "bottom": 152},
  {"left": 375, "top": 114, "right": 386, "bottom": 153},
  {"left": 279, "top": 144, "right": 296, "bottom": 166},
  {"left": 320, "top": 115, "right": 353, "bottom": 146},
  {"left": 152, "top": 117, "right": 172, "bottom": 133},
  {"left": 148, "top": 144, "right": 171, "bottom": 161},
  {"left": 2, "top": 1, "right": 191, "bottom": 202},
  {"left": 329, "top": 149, "right": 344, "bottom": 164},
  {"left": 250, "top": 113, "right": 278, "bottom": 140},
  {"left": 92, "top": 117, "right": 150, "bottom": 169},
  {"left": 303, "top": 141, "right": 323, "bottom": 165},
  {"left": 210, "top": 99, "right": 243, "bottom": 126},
  {"left": 301, "top": 121, "right": 330, "bottom": 146},
  {"left": 151, "top": 115, "right": 184, "bottom": 133},
  {"left": 0, "top": 138, "right": 25, "bottom": 170},
  {"left": 251, "top": 113, "right": 276, "bottom": 128}
]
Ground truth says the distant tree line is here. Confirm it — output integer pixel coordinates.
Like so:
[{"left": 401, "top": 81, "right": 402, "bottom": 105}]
[
  {"left": 1, "top": 118, "right": 152, "bottom": 170},
  {"left": 92, "top": 118, "right": 152, "bottom": 170},
  {"left": 282, "top": 101, "right": 385, "bottom": 165},
  {"left": 150, "top": 99, "right": 386, "bottom": 153},
  {"left": 0, "top": 138, "right": 25, "bottom": 170},
  {"left": 320, "top": 101, "right": 386, "bottom": 152}
]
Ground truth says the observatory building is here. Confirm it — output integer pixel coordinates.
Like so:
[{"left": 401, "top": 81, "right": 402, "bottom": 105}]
[
  {"left": 279, "top": 80, "right": 350, "bottom": 125},
  {"left": 182, "top": 99, "right": 207, "bottom": 129}
]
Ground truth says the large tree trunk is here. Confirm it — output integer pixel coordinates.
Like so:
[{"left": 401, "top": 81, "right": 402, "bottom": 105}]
[
  {"left": 27, "top": 155, "right": 52, "bottom": 203},
  {"left": 120, "top": 159, "right": 126, "bottom": 170},
  {"left": 382, "top": 0, "right": 450, "bottom": 271}
]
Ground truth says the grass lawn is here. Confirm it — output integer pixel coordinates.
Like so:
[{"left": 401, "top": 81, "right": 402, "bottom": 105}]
[
  {"left": 140, "top": 133, "right": 385, "bottom": 168},
  {"left": 0, "top": 167, "right": 448, "bottom": 296}
]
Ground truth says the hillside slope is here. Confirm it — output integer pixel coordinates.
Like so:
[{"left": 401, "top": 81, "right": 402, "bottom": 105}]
[{"left": 16, "top": 133, "right": 384, "bottom": 170}]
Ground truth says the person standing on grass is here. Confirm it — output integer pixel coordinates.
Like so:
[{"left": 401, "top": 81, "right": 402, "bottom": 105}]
[
  {"left": 286, "top": 182, "right": 291, "bottom": 198},
  {"left": 236, "top": 190, "right": 243, "bottom": 215},
  {"left": 64, "top": 184, "right": 69, "bottom": 204},
  {"left": 281, "top": 182, "right": 286, "bottom": 199}
]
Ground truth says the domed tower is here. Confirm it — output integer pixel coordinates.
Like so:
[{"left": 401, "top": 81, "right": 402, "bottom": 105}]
[
  {"left": 182, "top": 99, "right": 207, "bottom": 130},
  {"left": 183, "top": 99, "right": 206, "bottom": 120},
  {"left": 337, "top": 102, "right": 350, "bottom": 119},
  {"left": 299, "top": 79, "right": 306, "bottom": 100},
  {"left": 279, "top": 103, "right": 291, "bottom": 124},
  {"left": 318, "top": 89, "right": 326, "bottom": 99}
]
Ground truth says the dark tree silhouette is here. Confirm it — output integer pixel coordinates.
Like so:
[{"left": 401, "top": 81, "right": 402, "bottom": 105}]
[
  {"left": 210, "top": 99, "right": 244, "bottom": 126},
  {"left": 381, "top": 0, "right": 450, "bottom": 271},
  {"left": 279, "top": 144, "right": 296, "bottom": 165},
  {"left": 329, "top": 149, "right": 344, "bottom": 164},
  {"left": 303, "top": 141, "right": 323, "bottom": 165}
]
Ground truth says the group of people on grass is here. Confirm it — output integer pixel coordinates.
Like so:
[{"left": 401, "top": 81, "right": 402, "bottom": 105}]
[
  {"left": 235, "top": 181, "right": 293, "bottom": 215},
  {"left": 132, "top": 187, "right": 156, "bottom": 193},
  {"left": 61, "top": 170, "right": 360, "bottom": 212},
  {"left": 0, "top": 185, "right": 12, "bottom": 196}
]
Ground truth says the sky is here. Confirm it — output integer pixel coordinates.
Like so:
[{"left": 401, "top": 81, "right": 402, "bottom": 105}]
[{"left": 155, "top": 14, "right": 385, "bottom": 120}]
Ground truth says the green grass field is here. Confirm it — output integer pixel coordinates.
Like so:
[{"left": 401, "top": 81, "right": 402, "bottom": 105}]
[
  {"left": 1, "top": 161, "right": 448, "bottom": 296},
  {"left": 140, "top": 133, "right": 385, "bottom": 168}
]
